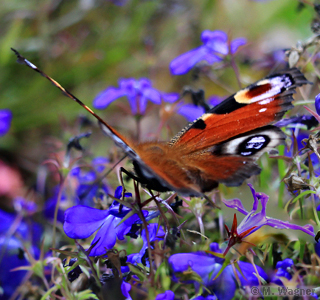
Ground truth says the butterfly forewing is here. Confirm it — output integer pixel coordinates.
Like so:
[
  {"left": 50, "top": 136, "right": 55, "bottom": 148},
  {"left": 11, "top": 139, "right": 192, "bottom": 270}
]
[{"left": 169, "top": 68, "right": 309, "bottom": 154}]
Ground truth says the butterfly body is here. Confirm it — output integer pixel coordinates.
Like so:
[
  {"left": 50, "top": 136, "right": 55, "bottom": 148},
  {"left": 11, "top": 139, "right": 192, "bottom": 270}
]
[{"left": 12, "top": 49, "right": 310, "bottom": 197}]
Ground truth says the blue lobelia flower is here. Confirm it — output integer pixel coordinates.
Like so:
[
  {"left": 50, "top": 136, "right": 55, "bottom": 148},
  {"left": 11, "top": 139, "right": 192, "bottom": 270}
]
[
  {"left": 155, "top": 290, "right": 175, "bottom": 300},
  {"left": 0, "top": 208, "right": 42, "bottom": 299},
  {"left": 275, "top": 115, "right": 318, "bottom": 130},
  {"left": 44, "top": 157, "right": 110, "bottom": 222},
  {"left": 168, "top": 243, "right": 268, "bottom": 300},
  {"left": 271, "top": 258, "right": 294, "bottom": 285},
  {"left": 70, "top": 157, "right": 109, "bottom": 206},
  {"left": 121, "top": 280, "right": 132, "bottom": 299},
  {"left": 222, "top": 184, "right": 315, "bottom": 249},
  {"left": 93, "top": 78, "right": 177, "bottom": 115},
  {"left": 170, "top": 30, "right": 246, "bottom": 75},
  {"left": 176, "top": 95, "right": 223, "bottom": 122},
  {"left": 63, "top": 186, "right": 149, "bottom": 256},
  {"left": 0, "top": 236, "right": 31, "bottom": 299},
  {"left": 315, "top": 93, "right": 320, "bottom": 116},
  {"left": 315, "top": 242, "right": 320, "bottom": 257},
  {"left": 0, "top": 109, "right": 12, "bottom": 137}
]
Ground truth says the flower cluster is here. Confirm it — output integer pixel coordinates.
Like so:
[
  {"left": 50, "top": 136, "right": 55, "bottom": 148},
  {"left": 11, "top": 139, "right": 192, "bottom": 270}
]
[{"left": 5, "top": 16, "right": 320, "bottom": 300}]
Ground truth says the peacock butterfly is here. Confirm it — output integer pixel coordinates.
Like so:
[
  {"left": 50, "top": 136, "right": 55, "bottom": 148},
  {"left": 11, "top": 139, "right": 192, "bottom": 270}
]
[{"left": 12, "top": 48, "right": 310, "bottom": 197}]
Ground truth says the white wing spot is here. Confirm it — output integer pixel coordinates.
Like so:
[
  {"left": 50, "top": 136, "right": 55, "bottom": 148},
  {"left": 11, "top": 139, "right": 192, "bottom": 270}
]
[{"left": 25, "top": 59, "right": 37, "bottom": 69}]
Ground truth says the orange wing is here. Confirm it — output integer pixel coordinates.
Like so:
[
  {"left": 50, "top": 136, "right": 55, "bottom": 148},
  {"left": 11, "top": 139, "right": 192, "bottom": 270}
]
[{"left": 169, "top": 68, "right": 309, "bottom": 154}]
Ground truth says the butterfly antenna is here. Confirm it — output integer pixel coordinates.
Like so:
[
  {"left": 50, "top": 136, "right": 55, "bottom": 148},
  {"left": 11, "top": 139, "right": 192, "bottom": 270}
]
[{"left": 11, "top": 48, "right": 116, "bottom": 135}]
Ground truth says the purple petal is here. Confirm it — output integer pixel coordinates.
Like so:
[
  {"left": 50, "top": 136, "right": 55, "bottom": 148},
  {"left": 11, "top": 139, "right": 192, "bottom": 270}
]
[
  {"left": 315, "top": 93, "right": 320, "bottom": 116},
  {"left": 138, "top": 78, "right": 152, "bottom": 89},
  {"left": 0, "top": 236, "right": 30, "bottom": 298},
  {"left": 237, "top": 261, "right": 268, "bottom": 286},
  {"left": 276, "top": 258, "right": 293, "bottom": 269},
  {"left": 77, "top": 170, "right": 96, "bottom": 183},
  {"left": 127, "top": 95, "right": 138, "bottom": 115},
  {"left": 121, "top": 281, "right": 132, "bottom": 299},
  {"left": 114, "top": 186, "right": 123, "bottom": 199},
  {"left": 93, "top": 87, "right": 126, "bottom": 109},
  {"left": 275, "top": 115, "right": 318, "bottom": 130},
  {"left": 63, "top": 205, "right": 109, "bottom": 239},
  {"left": 0, "top": 109, "right": 12, "bottom": 137},
  {"left": 141, "top": 224, "right": 165, "bottom": 244},
  {"left": 169, "top": 252, "right": 236, "bottom": 300},
  {"left": 202, "top": 53, "right": 223, "bottom": 64},
  {"left": 194, "top": 296, "right": 217, "bottom": 300},
  {"left": 151, "top": 224, "right": 165, "bottom": 242},
  {"left": 116, "top": 213, "right": 143, "bottom": 240},
  {"left": 155, "top": 290, "right": 175, "bottom": 300},
  {"left": 143, "top": 88, "right": 162, "bottom": 104},
  {"left": 207, "top": 95, "right": 223, "bottom": 107},
  {"left": 201, "top": 30, "right": 228, "bottom": 55},
  {"left": 92, "top": 157, "right": 109, "bottom": 173},
  {"left": 177, "top": 104, "right": 205, "bottom": 122},
  {"left": 169, "top": 253, "right": 218, "bottom": 283},
  {"left": 265, "top": 218, "right": 315, "bottom": 237},
  {"left": 90, "top": 215, "right": 117, "bottom": 256},
  {"left": 170, "top": 47, "right": 208, "bottom": 75},
  {"left": 230, "top": 38, "right": 246, "bottom": 54},
  {"left": 238, "top": 211, "right": 267, "bottom": 235},
  {"left": 222, "top": 198, "right": 249, "bottom": 215},
  {"left": 138, "top": 96, "right": 148, "bottom": 114},
  {"left": 316, "top": 243, "right": 320, "bottom": 257},
  {"left": 70, "top": 166, "right": 81, "bottom": 176},
  {"left": 162, "top": 92, "right": 180, "bottom": 103},
  {"left": 248, "top": 183, "right": 261, "bottom": 212},
  {"left": 119, "top": 78, "right": 136, "bottom": 96}
]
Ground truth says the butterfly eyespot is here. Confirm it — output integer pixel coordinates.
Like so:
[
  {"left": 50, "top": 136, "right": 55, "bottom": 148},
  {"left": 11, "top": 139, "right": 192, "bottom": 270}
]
[{"left": 238, "top": 135, "right": 270, "bottom": 156}]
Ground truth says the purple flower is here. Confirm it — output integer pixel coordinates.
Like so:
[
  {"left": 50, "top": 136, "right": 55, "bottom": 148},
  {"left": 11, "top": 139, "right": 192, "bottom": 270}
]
[
  {"left": 0, "top": 109, "right": 12, "bottom": 137},
  {"left": 0, "top": 236, "right": 31, "bottom": 299},
  {"left": 176, "top": 103, "right": 205, "bottom": 122},
  {"left": 168, "top": 247, "right": 267, "bottom": 300},
  {"left": 139, "top": 223, "right": 165, "bottom": 257},
  {"left": 63, "top": 258, "right": 82, "bottom": 282},
  {"left": 170, "top": 30, "right": 246, "bottom": 75},
  {"left": 0, "top": 209, "right": 42, "bottom": 244},
  {"left": 120, "top": 223, "right": 165, "bottom": 274},
  {"left": 155, "top": 290, "right": 175, "bottom": 300},
  {"left": 222, "top": 184, "right": 315, "bottom": 243},
  {"left": 275, "top": 115, "right": 318, "bottom": 130},
  {"left": 315, "top": 93, "right": 320, "bottom": 116},
  {"left": 13, "top": 197, "right": 37, "bottom": 214},
  {"left": 271, "top": 258, "right": 294, "bottom": 285},
  {"left": 93, "top": 78, "right": 175, "bottom": 115},
  {"left": 193, "top": 296, "right": 217, "bottom": 300},
  {"left": 121, "top": 281, "right": 132, "bottom": 299},
  {"left": 0, "top": 208, "right": 42, "bottom": 299},
  {"left": 63, "top": 186, "right": 149, "bottom": 256},
  {"left": 177, "top": 95, "right": 223, "bottom": 121},
  {"left": 315, "top": 242, "right": 320, "bottom": 257}
]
